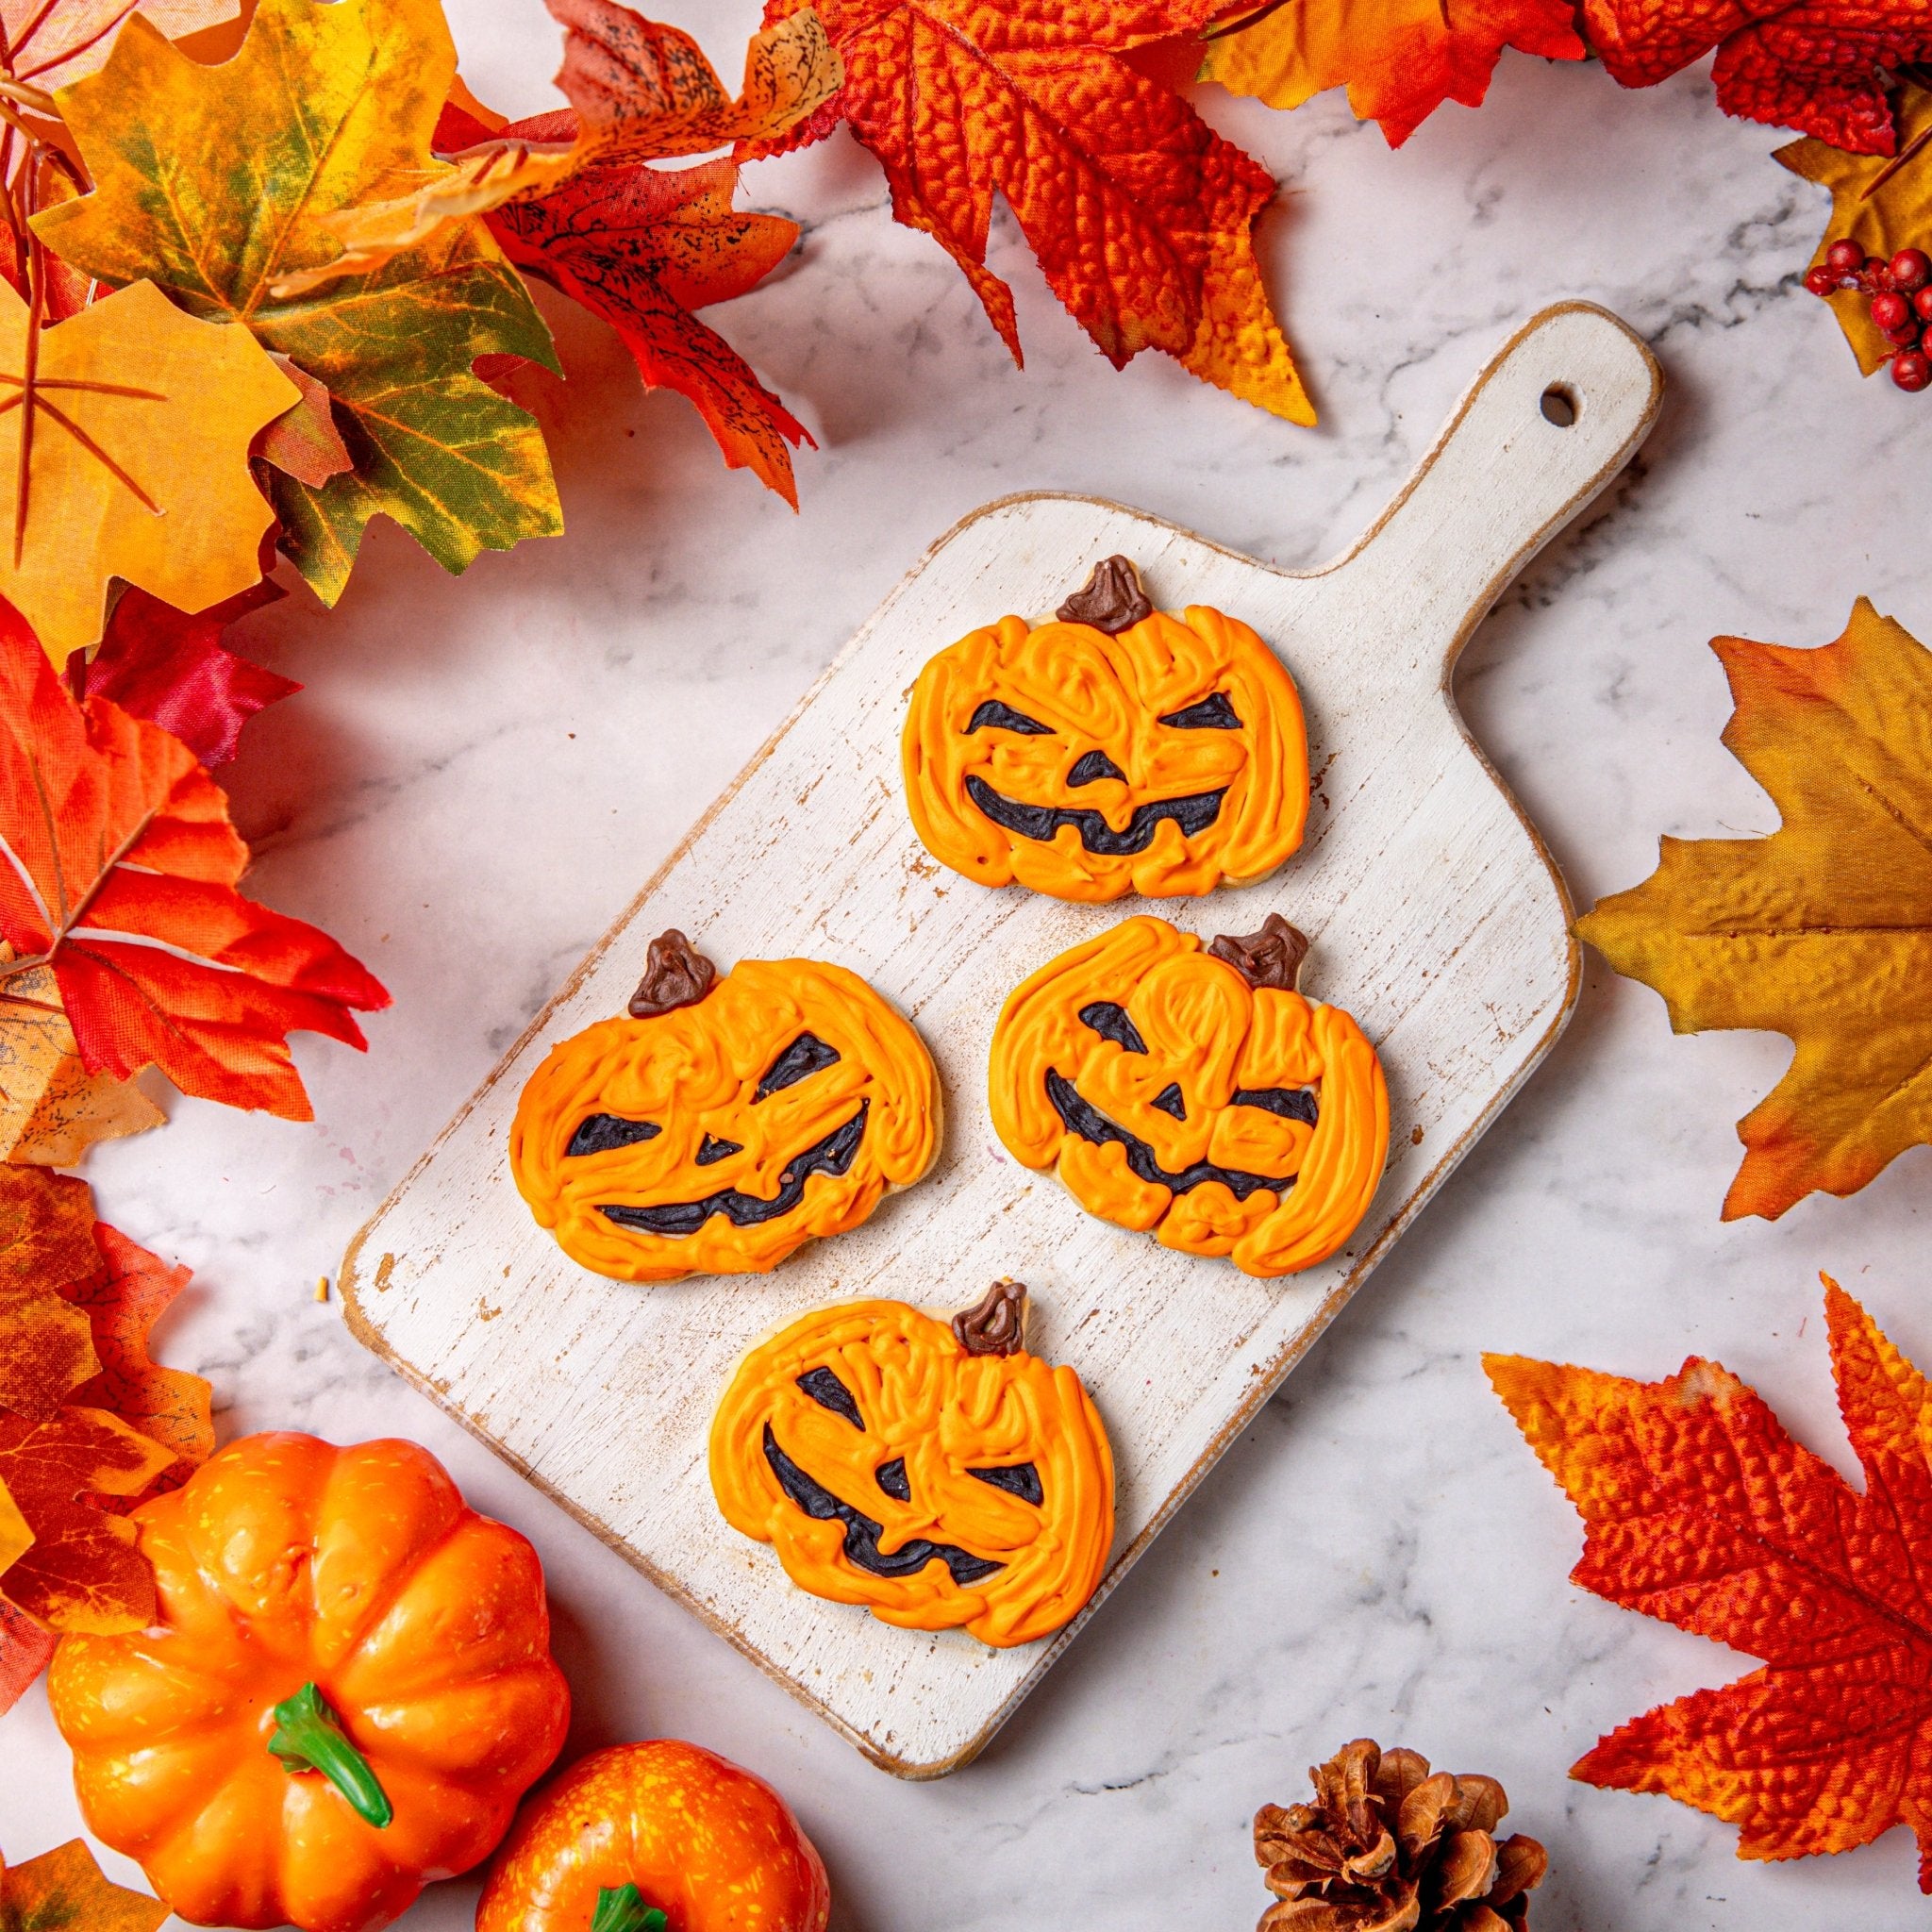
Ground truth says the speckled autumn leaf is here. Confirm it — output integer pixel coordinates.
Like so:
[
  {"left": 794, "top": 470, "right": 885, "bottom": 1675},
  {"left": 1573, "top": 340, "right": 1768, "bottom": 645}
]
[
  {"left": 1575, "top": 599, "right": 1932, "bottom": 1221},
  {"left": 0, "top": 1167, "right": 101, "bottom": 1426},
  {"left": 1583, "top": 0, "right": 1932, "bottom": 152},
  {"left": 0, "top": 959, "right": 161, "bottom": 1164},
  {"left": 0, "top": 617, "right": 389, "bottom": 1118},
  {"left": 0, "top": 277, "right": 292, "bottom": 664},
  {"left": 0, "top": 1839, "right": 168, "bottom": 1931},
  {"left": 62, "top": 1223, "right": 211, "bottom": 1493},
  {"left": 35, "top": 0, "right": 564, "bottom": 605},
  {"left": 1200, "top": 0, "right": 1583, "bottom": 148},
  {"left": 749, "top": 0, "right": 1313, "bottom": 423},
  {"left": 1778, "top": 81, "right": 1932, "bottom": 375},
  {"left": 291, "top": 0, "right": 840, "bottom": 291},
  {"left": 491, "top": 152, "right": 812, "bottom": 504},
  {"left": 1490, "top": 1282, "right": 1932, "bottom": 1887},
  {"left": 0, "top": 1403, "right": 174, "bottom": 1631}
]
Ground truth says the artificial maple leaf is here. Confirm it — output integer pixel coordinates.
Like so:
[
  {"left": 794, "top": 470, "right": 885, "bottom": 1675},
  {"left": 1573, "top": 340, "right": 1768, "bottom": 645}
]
[
  {"left": 491, "top": 153, "right": 812, "bottom": 504},
  {"left": 1575, "top": 598, "right": 1932, "bottom": 1221},
  {"left": 0, "top": 1166, "right": 100, "bottom": 1425},
  {"left": 1199, "top": 0, "right": 1584, "bottom": 148},
  {"left": 257, "top": 354, "right": 355, "bottom": 488},
  {"left": 0, "top": 1839, "right": 169, "bottom": 1931},
  {"left": 287, "top": 0, "right": 841, "bottom": 291},
  {"left": 0, "top": 958, "right": 161, "bottom": 1164},
  {"left": 1582, "top": 0, "right": 1932, "bottom": 154},
  {"left": 0, "top": 1403, "right": 174, "bottom": 1631},
  {"left": 0, "top": 0, "right": 239, "bottom": 91},
  {"left": 0, "top": 276, "right": 293, "bottom": 663},
  {"left": 0, "top": 1574, "right": 52, "bottom": 1712},
  {"left": 62, "top": 1222, "right": 211, "bottom": 1491},
  {"left": 1778, "top": 81, "right": 1932, "bottom": 376},
  {"left": 749, "top": 0, "right": 1314, "bottom": 424},
  {"left": 1489, "top": 1282, "right": 1932, "bottom": 1887},
  {"left": 79, "top": 580, "right": 299, "bottom": 768},
  {"left": 0, "top": 618, "right": 390, "bottom": 1118},
  {"left": 35, "top": 0, "right": 565, "bottom": 605}
]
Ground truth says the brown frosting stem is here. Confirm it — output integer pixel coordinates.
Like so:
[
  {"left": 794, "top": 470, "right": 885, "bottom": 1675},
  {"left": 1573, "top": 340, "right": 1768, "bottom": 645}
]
[
  {"left": 627, "top": 929, "right": 718, "bottom": 1017},
  {"left": 952, "top": 1279, "right": 1028, "bottom": 1357},
  {"left": 1208, "top": 913, "right": 1310, "bottom": 992},
  {"left": 1056, "top": 556, "right": 1153, "bottom": 634}
]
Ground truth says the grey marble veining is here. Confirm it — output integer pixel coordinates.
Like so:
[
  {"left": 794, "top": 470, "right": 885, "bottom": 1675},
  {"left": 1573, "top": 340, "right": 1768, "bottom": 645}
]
[{"left": 5, "top": 3, "right": 1930, "bottom": 1925}]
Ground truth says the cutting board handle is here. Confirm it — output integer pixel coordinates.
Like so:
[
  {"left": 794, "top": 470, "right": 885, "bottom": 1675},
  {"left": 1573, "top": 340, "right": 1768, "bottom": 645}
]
[{"left": 1324, "top": 303, "right": 1661, "bottom": 678}]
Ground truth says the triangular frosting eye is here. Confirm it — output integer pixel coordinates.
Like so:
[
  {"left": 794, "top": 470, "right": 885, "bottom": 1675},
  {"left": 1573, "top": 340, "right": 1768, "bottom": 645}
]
[
  {"left": 795, "top": 1366, "right": 864, "bottom": 1429},
  {"left": 565, "top": 1113, "right": 661, "bottom": 1158},
  {"left": 964, "top": 699, "right": 1052, "bottom": 735},
  {"left": 756, "top": 1032, "right": 841, "bottom": 1101},
  {"left": 969, "top": 1462, "right": 1043, "bottom": 1506},
  {"left": 1078, "top": 1001, "right": 1147, "bottom": 1054},
  {"left": 1158, "top": 691, "right": 1241, "bottom": 729}
]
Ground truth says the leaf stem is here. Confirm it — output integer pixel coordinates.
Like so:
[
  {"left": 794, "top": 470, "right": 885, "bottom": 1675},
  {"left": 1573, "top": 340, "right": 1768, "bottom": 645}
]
[
  {"left": 591, "top": 1885, "right": 668, "bottom": 1932},
  {"left": 267, "top": 1683, "right": 393, "bottom": 1829}
]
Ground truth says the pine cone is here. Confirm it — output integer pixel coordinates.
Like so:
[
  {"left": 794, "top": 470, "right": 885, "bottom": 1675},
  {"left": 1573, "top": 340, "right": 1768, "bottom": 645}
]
[{"left": 1253, "top": 1739, "right": 1548, "bottom": 1932}]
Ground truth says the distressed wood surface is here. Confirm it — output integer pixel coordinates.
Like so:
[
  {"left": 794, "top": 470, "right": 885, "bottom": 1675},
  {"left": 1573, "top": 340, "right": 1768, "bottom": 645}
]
[{"left": 341, "top": 304, "right": 1662, "bottom": 1777}]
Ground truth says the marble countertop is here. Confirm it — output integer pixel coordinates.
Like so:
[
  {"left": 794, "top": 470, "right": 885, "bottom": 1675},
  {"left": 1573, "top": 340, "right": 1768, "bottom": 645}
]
[{"left": 6, "top": 4, "right": 1929, "bottom": 1926}]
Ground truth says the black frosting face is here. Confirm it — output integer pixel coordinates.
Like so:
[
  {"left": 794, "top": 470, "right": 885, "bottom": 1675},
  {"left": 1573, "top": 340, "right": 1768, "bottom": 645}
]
[{"left": 566, "top": 1030, "right": 868, "bottom": 1237}]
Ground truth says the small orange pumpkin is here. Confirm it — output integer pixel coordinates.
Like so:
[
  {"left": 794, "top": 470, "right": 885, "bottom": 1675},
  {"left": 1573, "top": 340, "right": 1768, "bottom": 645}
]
[
  {"left": 902, "top": 556, "right": 1308, "bottom": 903},
  {"left": 709, "top": 1281, "right": 1114, "bottom": 1648},
  {"left": 511, "top": 930, "right": 941, "bottom": 1283},
  {"left": 46, "top": 1433, "right": 570, "bottom": 1932},
  {"left": 476, "top": 1740, "right": 829, "bottom": 1932},
  {"left": 989, "top": 913, "right": 1389, "bottom": 1276}
]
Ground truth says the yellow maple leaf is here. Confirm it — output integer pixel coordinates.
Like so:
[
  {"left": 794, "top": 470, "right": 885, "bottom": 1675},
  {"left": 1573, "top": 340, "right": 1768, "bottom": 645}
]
[
  {"left": 1576, "top": 598, "right": 1932, "bottom": 1221},
  {"left": 0, "top": 278, "right": 293, "bottom": 662},
  {"left": 0, "top": 960, "right": 162, "bottom": 1165},
  {"left": 1777, "top": 81, "right": 1932, "bottom": 377},
  {"left": 275, "top": 5, "right": 841, "bottom": 296}
]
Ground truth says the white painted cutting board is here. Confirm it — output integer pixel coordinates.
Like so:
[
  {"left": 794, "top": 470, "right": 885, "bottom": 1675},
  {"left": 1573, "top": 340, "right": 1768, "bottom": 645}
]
[{"left": 341, "top": 304, "right": 1661, "bottom": 1777}]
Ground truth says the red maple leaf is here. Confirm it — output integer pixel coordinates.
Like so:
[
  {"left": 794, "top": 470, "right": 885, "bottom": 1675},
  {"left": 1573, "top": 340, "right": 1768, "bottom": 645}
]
[
  {"left": 0, "top": 613, "right": 386, "bottom": 1119},
  {"left": 746, "top": 0, "right": 1312, "bottom": 422},
  {"left": 1490, "top": 1282, "right": 1932, "bottom": 1887}
]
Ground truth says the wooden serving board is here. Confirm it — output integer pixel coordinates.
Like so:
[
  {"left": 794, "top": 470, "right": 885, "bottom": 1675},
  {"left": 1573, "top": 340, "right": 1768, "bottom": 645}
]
[{"left": 342, "top": 304, "right": 1662, "bottom": 1778}]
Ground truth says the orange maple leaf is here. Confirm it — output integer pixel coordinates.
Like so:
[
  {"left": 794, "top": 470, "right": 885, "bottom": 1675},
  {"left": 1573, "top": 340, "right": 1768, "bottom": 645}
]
[
  {"left": 0, "top": 1166, "right": 101, "bottom": 1425},
  {"left": 1575, "top": 599, "right": 1932, "bottom": 1221},
  {"left": 750, "top": 0, "right": 1313, "bottom": 423},
  {"left": 1199, "top": 0, "right": 1583, "bottom": 148},
  {"left": 1490, "top": 1282, "right": 1932, "bottom": 1888},
  {"left": 61, "top": 1222, "right": 212, "bottom": 1494},
  {"left": 0, "top": 1838, "right": 168, "bottom": 1932},
  {"left": 0, "top": 1403, "right": 174, "bottom": 1633},
  {"left": 0, "top": 614, "right": 389, "bottom": 1119}
]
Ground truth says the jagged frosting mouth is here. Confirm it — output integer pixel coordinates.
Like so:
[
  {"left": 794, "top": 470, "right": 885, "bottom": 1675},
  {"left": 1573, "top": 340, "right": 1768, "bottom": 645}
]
[
  {"left": 964, "top": 774, "right": 1226, "bottom": 858},
  {"left": 600, "top": 1103, "right": 868, "bottom": 1237},
  {"left": 761, "top": 1424, "right": 1004, "bottom": 1587},
  {"left": 1045, "top": 1070, "right": 1307, "bottom": 1201}
]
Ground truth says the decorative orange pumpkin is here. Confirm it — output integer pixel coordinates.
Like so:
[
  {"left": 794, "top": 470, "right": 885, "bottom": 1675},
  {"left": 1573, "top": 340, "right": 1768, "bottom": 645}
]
[
  {"left": 46, "top": 1433, "right": 571, "bottom": 1932},
  {"left": 476, "top": 1740, "right": 829, "bottom": 1932},
  {"left": 902, "top": 555, "right": 1308, "bottom": 902},
  {"left": 511, "top": 930, "right": 941, "bottom": 1283},
  {"left": 989, "top": 913, "right": 1389, "bottom": 1277},
  {"left": 709, "top": 1280, "right": 1114, "bottom": 1648}
]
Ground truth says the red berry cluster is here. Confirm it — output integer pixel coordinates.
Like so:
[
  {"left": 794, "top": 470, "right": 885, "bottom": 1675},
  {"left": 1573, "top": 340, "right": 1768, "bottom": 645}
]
[{"left": 1805, "top": 241, "right": 1932, "bottom": 391}]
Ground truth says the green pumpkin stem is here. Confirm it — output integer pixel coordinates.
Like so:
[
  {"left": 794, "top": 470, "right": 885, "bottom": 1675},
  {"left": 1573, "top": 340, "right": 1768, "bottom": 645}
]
[
  {"left": 267, "top": 1682, "right": 393, "bottom": 1829},
  {"left": 591, "top": 1884, "right": 669, "bottom": 1932}
]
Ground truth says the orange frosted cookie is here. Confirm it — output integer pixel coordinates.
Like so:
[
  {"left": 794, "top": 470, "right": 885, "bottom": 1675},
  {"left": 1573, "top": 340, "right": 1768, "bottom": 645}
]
[
  {"left": 989, "top": 913, "right": 1389, "bottom": 1277},
  {"left": 901, "top": 556, "right": 1308, "bottom": 903},
  {"left": 708, "top": 1281, "right": 1115, "bottom": 1648},
  {"left": 510, "top": 930, "right": 940, "bottom": 1283}
]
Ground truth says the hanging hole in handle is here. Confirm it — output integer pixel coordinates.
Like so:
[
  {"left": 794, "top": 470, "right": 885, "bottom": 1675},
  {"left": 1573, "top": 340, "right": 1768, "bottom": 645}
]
[{"left": 1540, "top": 384, "right": 1578, "bottom": 427}]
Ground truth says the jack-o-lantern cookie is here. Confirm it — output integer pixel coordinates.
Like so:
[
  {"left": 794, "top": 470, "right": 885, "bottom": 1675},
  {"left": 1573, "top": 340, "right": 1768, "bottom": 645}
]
[
  {"left": 990, "top": 914, "right": 1389, "bottom": 1277},
  {"left": 511, "top": 931, "right": 941, "bottom": 1283},
  {"left": 709, "top": 1280, "right": 1114, "bottom": 1648},
  {"left": 902, "top": 556, "right": 1308, "bottom": 903}
]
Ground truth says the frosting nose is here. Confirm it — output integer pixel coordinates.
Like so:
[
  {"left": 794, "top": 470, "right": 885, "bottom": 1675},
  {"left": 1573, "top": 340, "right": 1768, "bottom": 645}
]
[
  {"left": 1067, "top": 749, "right": 1125, "bottom": 787},
  {"left": 695, "top": 1133, "right": 743, "bottom": 1165}
]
